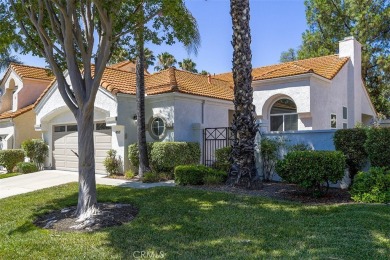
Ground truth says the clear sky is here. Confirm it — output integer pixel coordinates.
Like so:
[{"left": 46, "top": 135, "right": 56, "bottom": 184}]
[{"left": 12, "top": 0, "right": 307, "bottom": 75}]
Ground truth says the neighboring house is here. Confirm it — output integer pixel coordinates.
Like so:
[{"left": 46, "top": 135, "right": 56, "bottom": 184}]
[
  {"left": 215, "top": 36, "right": 376, "bottom": 132},
  {"left": 34, "top": 65, "right": 233, "bottom": 173},
  {"left": 0, "top": 64, "right": 54, "bottom": 149}
]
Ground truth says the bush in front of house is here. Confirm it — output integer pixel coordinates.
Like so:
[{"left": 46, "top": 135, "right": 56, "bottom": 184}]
[
  {"left": 365, "top": 127, "right": 390, "bottom": 168},
  {"left": 16, "top": 162, "right": 38, "bottom": 174},
  {"left": 128, "top": 142, "right": 154, "bottom": 170},
  {"left": 276, "top": 151, "right": 346, "bottom": 196},
  {"left": 350, "top": 167, "right": 390, "bottom": 203},
  {"left": 175, "top": 164, "right": 227, "bottom": 185},
  {"left": 333, "top": 128, "right": 368, "bottom": 183},
  {"left": 0, "top": 149, "right": 25, "bottom": 173},
  {"left": 260, "top": 137, "right": 284, "bottom": 181},
  {"left": 142, "top": 172, "right": 160, "bottom": 183},
  {"left": 21, "top": 139, "right": 48, "bottom": 170},
  {"left": 103, "top": 149, "right": 122, "bottom": 176},
  {"left": 214, "top": 146, "right": 232, "bottom": 172}
]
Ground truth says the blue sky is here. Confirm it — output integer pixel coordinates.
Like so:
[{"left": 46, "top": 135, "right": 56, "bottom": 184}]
[{"left": 12, "top": 0, "right": 307, "bottom": 75}]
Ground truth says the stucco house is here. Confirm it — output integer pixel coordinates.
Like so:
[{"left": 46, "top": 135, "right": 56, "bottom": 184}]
[
  {"left": 34, "top": 64, "right": 233, "bottom": 173},
  {"left": 215, "top": 36, "right": 376, "bottom": 132},
  {"left": 0, "top": 64, "right": 54, "bottom": 149}
]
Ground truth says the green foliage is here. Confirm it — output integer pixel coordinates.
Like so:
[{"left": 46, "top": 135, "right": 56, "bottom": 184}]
[
  {"left": 21, "top": 139, "right": 48, "bottom": 170},
  {"left": 276, "top": 151, "right": 346, "bottom": 196},
  {"left": 288, "top": 142, "right": 312, "bottom": 152},
  {"left": 128, "top": 143, "right": 154, "bottom": 170},
  {"left": 334, "top": 128, "right": 368, "bottom": 181},
  {"left": 150, "top": 142, "right": 201, "bottom": 173},
  {"left": 142, "top": 172, "right": 160, "bottom": 183},
  {"left": 154, "top": 52, "right": 177, "bottom": 71},
  {"left": 0, "top": 149, "right": 25, "bottom": 173},
  {"left": 279, "top": 48, "right": 297, "bottom": 62},
  {"left": 260, "top": 137, "right": 284, "bottom": 181},
  {"left": 103, "top": 149, "right": 122, "bottom": 176},
  {"left": 178, "top": 58, "right": 198, "bottom": 73},
  {"left": 124, "top": 170, "right": 135, "bottom": 179},
  {"left": 214, "top": 146, "right": 232, "bottom": 172},
  {"left": 298, "top": 0, "right": 390, "bottom": 116},
  {"left": 16, "top": 162, "right": 38, "bottom": 174},
  {"left": 175, "top": 164, "right": 227, "bottom": 186},
  {"left": 351, "top": 167, "right": 390, "bottom": 203},
  {"left": 365, "top": 127, "right": 390, "bottom": 168}
]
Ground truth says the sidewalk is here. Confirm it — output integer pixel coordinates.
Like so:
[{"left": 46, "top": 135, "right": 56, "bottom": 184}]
[{"left": 0, "top": 170, "right": 175, "bottom": 199}]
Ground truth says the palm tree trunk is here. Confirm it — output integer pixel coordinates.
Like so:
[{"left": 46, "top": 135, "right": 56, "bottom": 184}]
[
  {"left": 228, "top": 0, "right": 260, "bottom": 189},
  {"left": 75, "top": 107, "right": 98, "bottom": 219},
  {"left": 136, "top": 18, "right": 151, "bottom": 178}
]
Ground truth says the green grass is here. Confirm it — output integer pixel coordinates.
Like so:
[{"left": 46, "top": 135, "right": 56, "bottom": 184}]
[
  {"left": 0, "top": 173, "right": 20, "bottom": 179},
  {"left": 0, "top": 183, "right": 389, "bottom": 259}
]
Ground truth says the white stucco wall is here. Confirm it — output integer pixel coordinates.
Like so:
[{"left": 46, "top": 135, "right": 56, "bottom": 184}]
[
  {"left": 253, "top": 76, "right": 312, "bottom": 131},
  {"left": 0, "top": 120, "right": 14, "bottom": 150}
]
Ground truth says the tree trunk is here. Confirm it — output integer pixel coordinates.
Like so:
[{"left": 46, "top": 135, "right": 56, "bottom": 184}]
[
  {"left": 228, "top": 0, "right": 260, "bottom": 189},
  {"left": 75, "top": 107, "right": 98, "bottom": 219},
  {"left": 136, "top": 20, "right": 151, "bottom": 178}
]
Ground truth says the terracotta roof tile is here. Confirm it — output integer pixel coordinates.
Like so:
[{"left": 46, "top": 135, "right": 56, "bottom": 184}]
[
  {"left": 10, "top": 63, "right": 54, "bottom": 81},
  {"left": 214, "top": 55, "right": 349, "bottom": 82},
  {"left": 0, "top": 104, "right": 34, "bottom": 120}
]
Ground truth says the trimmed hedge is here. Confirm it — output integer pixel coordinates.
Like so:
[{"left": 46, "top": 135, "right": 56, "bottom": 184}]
[
  {"left": 0, "top": 149, "right": 25, "bottom": 173},
  {"left": 276, "top": 151, "right": 346, "bottom": 196},
  {"left": 365, "top": 127, "right": 390, "bottom": 168},
  {"left": 175, "top": 165, "right": 227, "bottom": 185},
  {"left": 129, "top": 142, "right": 200, "bottom": 174},
  {"left": 16, "top": 162, "right": 38, "bottom": 174},
  {"left": 21, "top": 139, "right": 48, "bottom": 170},
  {"left": 214, "top": 146, "right": 231, "bottom": 172},
  {"left": 350, "top": 167, "right": 390, "bottom": 203},
  {"left": 334, "top": 128, "right": 368, "bottom": 182}
]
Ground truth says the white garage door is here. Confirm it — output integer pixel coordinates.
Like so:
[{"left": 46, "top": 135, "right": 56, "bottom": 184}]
[{"left": 53, "top": 123, "right": 111, "bottom": 174}]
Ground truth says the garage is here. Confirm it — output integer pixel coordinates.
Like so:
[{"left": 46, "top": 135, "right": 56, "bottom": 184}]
[{"left": 52, "top": 122, "right": 111, "bottom": 174}]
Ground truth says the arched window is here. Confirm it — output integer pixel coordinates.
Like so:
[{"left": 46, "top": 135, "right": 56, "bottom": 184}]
[{"left": 270, "top": 98, "right": 298, "bottom": 131}]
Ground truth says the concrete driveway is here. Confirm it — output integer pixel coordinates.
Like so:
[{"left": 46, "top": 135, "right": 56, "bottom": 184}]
[{"left": 0, "top": 170, "right": 175, "bottom": 199}]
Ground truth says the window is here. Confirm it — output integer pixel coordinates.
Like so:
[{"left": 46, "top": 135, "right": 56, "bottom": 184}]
[
  {"left": 149, "top": 117, "right": 166, "bottom": 139},
  {"left": 343, "top": 107, "right": 348, "bottom": 120},
  {"left": 270, "top": 99, "right": 298, "bottom": 131},
  {"left": 54, "top": 125, "right": 66, "bottom": 132},
  {"left": 331, "top": 114, "right": 337, "bottom": 128},
  {"left": 67, "top": 125, "right": 78, "bottom": 132},
  {"left": 96, "top": 123, "right": 110, "bottom": 130},
  {"left": 343, "top": 123, "right": 348, "bottom": 129}
]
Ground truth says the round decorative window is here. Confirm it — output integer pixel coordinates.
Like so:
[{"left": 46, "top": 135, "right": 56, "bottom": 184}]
[{"left": 150, "top": 117, "right": 166, "bottom": 140}]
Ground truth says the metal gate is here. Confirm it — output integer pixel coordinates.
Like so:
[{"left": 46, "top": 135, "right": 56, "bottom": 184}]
[{"left": 203, "top": 127, "right": 233, "bottom": 166}]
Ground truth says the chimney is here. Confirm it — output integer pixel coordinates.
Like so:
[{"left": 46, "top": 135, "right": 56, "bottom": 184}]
[
  {"left": 207, "top": 74, "right": 212, "bottom": 84},
  {"left": 339, "top": 36, "right": 362, "bottom": 126}
]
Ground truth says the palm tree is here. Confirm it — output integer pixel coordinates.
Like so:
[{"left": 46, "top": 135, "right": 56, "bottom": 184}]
[
  {"left": 143, "top": 48, "right": 156, "bottom": 71},
  {"left": 154, "top": 52, "right": 177, "bottom": 71},
  {"left": 178, "top": 58, "right": 198, "bottom": 73},
  {"left": 200, "top": 70, "right": 209, "bottom": 75},
  {"left": 0, "top": 50, "right": 21, "bottom": 72},
  {"left": 228, "top": 0, "right": 259, "bottom": 188}
]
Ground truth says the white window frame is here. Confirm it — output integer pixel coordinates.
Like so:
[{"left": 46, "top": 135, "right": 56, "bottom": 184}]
[{"left": 331, "top": 114, "right": 337, "bottom": 129}]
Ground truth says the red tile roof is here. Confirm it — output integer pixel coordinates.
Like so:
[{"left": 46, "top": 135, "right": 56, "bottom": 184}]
[
  {"left": 0, "top": 104, "right": 34, "bottom": 120},
  {"left": 10, "top": 63, "right": 55, "bottom": 81}
]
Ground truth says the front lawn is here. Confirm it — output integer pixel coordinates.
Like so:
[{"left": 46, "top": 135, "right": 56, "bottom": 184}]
[
  {"left": 0, "top": 183, "right": 389, "bottom": 259},
  {"left": 0, "top": 173, "right": 20, "bottom": 179}
]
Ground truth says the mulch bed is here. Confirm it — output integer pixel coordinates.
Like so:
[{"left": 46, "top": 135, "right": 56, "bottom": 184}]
[
  {"left": 188, "top": 181, "right": 353, "bottom": 205},
  {"left": 34, "top": 203, "right": 138, "bottom": 232}
]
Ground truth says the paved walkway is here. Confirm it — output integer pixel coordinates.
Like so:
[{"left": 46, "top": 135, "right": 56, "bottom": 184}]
[{"left": 0, "top": 170, "right": 175, "bottom": 199}]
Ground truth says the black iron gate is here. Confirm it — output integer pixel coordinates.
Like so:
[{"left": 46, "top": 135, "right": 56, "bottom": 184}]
[{"left": 203, "top": 127, "right": 233, "bottom": 166}]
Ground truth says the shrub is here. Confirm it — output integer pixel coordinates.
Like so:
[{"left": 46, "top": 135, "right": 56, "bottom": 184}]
[
  {"left": 124, "top": 170, "right": 135, "bottom": 179},
  {"left": 203, "top": 169, "right": 228, "bottom": 185},
  {"left": 350, "top": 167, "right": 390, "bottom": 203},
  {"left": 214, "top": 146, "right": 232, "bottom": 172},
  {"left": 16, "top": 162, "right": 38, "bottom": 174},
  {"left": 150, "top": 142, "right": 200, "bottom": 173},
  {"left": 260, "top": 137, "right": 283, "bottom": 181},
  {"left": 103, "top": 149, "right": 122, "bottom": 176},
  {"left": 276, "top": 151, "right": 346, "bottom": 196},
  {"left": 334, "top": 128, "right": 368, "bottom": 183},
  {"left": 142, "top": 172, "right": 160, "bottom": 183},
  {"left": 21, "top": 139, "right": 48, "bottom": 170},
  {"left": 0, "top": 149, "right": 25, "bottom": 173},
  {"left": 289, "top": 142, "right": 312, "bottom": 152},
  {"left": 128, "top": 142, "right": 153, "bottom": 170},
  {"left": 175, "top": 165, "right": 208, "bottom": 185},
  {"left": 365, "top": 127, "right": 390, "bottom": 168}
]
